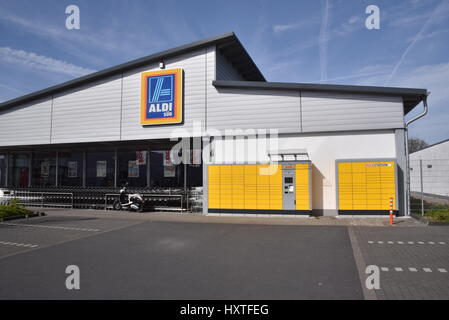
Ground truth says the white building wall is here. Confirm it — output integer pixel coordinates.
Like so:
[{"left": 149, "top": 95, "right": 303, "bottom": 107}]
[
  {"left": 211, "top": 130, "right": 397, "bottom": 214},
  {"left": 0, "top": 44, "right": 408, "bottom": 148},
  {"left": 0, "top": 98, "right": 52, "bottom": 146},
  {"left": 51, "top": 75, "right": 122, "bottom": 143},
  {"left": 410, "top": 140, "right": 449, "bottom": 197},
  {"left": 301, "top": 91, "right": 404, "bottom": 132}
]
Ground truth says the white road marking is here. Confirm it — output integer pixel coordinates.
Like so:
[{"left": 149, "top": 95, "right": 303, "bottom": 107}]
[
  {"left": 368, "top": 240, "right": 446, "bottom": 245},
  {"left": 377, "top": 266, "right": 448, "bottom": 273},
  {"left": 0, "top": 222, "right": 99, "bottom": 232},
  {"left": 0, "top": 241, "right": 38, "bottom": 248}
]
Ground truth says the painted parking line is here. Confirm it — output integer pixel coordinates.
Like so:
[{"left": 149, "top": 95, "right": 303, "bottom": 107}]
[
  {"left": 0, "top": 241, "right": 38, "bottom": 248},
  {"left": 368, "top": 241, "right": 446, "bottom": 245},
  {"left": 380, "top": 267, "right": 448, "bottom": 273},
  {"left": 0, "top": 222, "right": 100, "bottom": 232}
]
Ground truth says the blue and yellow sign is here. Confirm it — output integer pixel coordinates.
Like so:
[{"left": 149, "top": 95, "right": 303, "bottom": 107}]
[{"left": 140, "top": 68, "right": 183, "bottom": 125}]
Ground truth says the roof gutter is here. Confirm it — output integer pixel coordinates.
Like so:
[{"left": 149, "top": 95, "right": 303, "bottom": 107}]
[{"left": 404, "top": 92, "right": 429, "bottom": 216}]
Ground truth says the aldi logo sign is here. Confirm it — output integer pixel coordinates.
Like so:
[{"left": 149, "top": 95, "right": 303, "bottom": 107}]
[{"left": 140, "top": 68, "right": 183, "bottom": 125}]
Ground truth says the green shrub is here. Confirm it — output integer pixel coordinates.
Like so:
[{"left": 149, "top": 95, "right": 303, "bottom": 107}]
[
  {"left": 0, "top": 198, "right": 33, "bottom": 219},
  {"left": 426, "top": 205, "right": 449, "bottom": 222}
]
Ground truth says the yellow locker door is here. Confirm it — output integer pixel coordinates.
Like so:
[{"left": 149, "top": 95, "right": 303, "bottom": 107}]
[
  {"left": 366, "top": 162, "right": 381, "bottom": 210},
  {"left": 295, "top": 163, "right": 310, "bottom": 210},
  {"left": 352, "top": 162, "right": 367, "bottom": 210},
  {"left": 256, "top": 165, "right": 271, "bottom": 209},
  {"left": 232, "top": 165, "right": 245, "bottom": 210},
  {"left": 380, "top": 162, "right": 396, "bottom": 210},
  {"left": 220, "top": 165, "right": 233, "bottom": 209},
  {"left": 208, "top": 165, "right": 221, "bottom": 209},
  {"left": 269, "top": 164, "right": 283, "bottom": 210},
  {"left": 338, "top": 162, "right": 353, "bottom": 210},
  {"left": 244, "top": 164, "right": 258, "bottom": 209}
]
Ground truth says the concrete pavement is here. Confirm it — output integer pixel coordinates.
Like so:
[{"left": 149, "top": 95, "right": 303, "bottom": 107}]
[{"left": 0, "top": 209, "right": 447, "bottom": 299}]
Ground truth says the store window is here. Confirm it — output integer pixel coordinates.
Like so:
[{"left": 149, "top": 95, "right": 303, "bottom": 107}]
[
  {"left": 150, "top": 150, "right": 183, "bottom": 188},
  {"left": 58, "top": 151, "right": 84, "bottom": 187},
  {"left": 0, "top": 154, "right": 6, "bottom": 187},
  {"left": 86, "top": 151, "right": 115, "bottom": 187},
  {"left": 117, "top": 149, "right": 148, "bottom": 188},
  {"left": 31, "top": 152, "right": 56, "bottom": 186},
  {"left": 8, "top": 153, "right": 29, "bottom": 187}
]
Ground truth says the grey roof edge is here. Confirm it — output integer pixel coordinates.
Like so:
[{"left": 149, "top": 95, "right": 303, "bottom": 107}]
[
  {"left": 410, "top": 138, "right": 449, "bottom": 154},
  {"left": 213, "top": 79, "right": 427, "bottom": 96},
  {"left": 0, "top": 32, "right": 264, "bottom": 111},
  {"left": 213, "top": 80, "right": 428, "bottom": 114}
]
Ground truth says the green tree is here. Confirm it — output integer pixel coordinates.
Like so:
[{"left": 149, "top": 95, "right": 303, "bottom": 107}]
[{"left": 408, "top": 137, "right": 428, "bottom": 154}]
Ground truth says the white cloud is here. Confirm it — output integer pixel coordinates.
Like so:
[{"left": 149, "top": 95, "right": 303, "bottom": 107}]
[
  {"left": 333, "top": 15, "right": 363, "bottom": 36},
  {"left": 0, "top": 47, "right": 96, "bottom": 77}
]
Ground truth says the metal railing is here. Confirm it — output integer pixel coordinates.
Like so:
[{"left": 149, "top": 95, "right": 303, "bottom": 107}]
[
  {"left": 409, "top": 158, "right": 449, "bottom": 216},
  {"left": 104, "top": 193, "right": 184, "bottom": 212},
  {"left": 1, "top": 186, "right": 202, "bottom": 212},
  {"left": 1, "top": 190, "right": 74, "bottom": 208}
]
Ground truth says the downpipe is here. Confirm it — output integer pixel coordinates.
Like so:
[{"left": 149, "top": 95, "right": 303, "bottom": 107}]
[{"left": 404, "top": 94, "right": 429, "bottom": 216}]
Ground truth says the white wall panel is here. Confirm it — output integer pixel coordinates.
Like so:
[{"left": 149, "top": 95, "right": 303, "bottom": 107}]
[
  {"left": 301, "top": 91, "right": 404, "bottom": 132},
  {"left": 51, "top": 75, "right": 122, "bottom": 143},
  {"left": 207, "top": 87, "right": 301, "bottom": 134},
  {"left": 0, "top": 98, "right": 51, "bottom": 146}
]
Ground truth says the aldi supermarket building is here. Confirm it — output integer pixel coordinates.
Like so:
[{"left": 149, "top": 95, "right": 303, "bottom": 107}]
[{"left": 0, "top": 33, "right": 428, "bottom": 216}]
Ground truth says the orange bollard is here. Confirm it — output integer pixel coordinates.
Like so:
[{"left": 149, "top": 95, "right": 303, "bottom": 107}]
[{"left": 389, "top": 198, "right": 394, "bottom": 225}]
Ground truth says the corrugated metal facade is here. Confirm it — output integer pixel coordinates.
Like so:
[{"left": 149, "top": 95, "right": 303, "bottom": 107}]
[
  {"left": 0, "top": 98, "right": 52, "bottom": 146},
  {"left": 0, "top": 44, "right": 406, "bottom": 148}
]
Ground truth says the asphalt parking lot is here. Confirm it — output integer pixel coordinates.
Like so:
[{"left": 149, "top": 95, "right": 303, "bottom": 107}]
[{"left": 0, "top": 210, "right": 447, "bottom": 300}]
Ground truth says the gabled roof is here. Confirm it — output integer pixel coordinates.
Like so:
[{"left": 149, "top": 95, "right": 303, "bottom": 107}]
[
  {"left": 0, "top": 32, "right": 265, "bottom": 112},
  {"left": 213, "top": 80, "right": 428, "bottom": 115}
]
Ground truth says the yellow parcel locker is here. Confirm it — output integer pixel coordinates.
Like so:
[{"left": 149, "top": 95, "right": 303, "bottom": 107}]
[
  {"left": 231, "top": 165, "right": 245, "bottom": 209},
  {"left": 337, "top": 160, "right": 397, "bottom": 213},
  {"left": 244, "top": 164, "right": 258, "bottom": 209},
  {"left": 208, "top": 165, "right": 221, "bottom": 209},
  {"left": 295, "top": 163, "right": 311, "bottom": 210},
  {"left": 269, "top": 164, "right": 283, "bottom": 210}
]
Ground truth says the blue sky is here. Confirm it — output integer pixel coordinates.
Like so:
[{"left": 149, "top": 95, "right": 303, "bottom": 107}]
[{"left": 0, "top": 0, "right": 448, "bottom": 144}]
